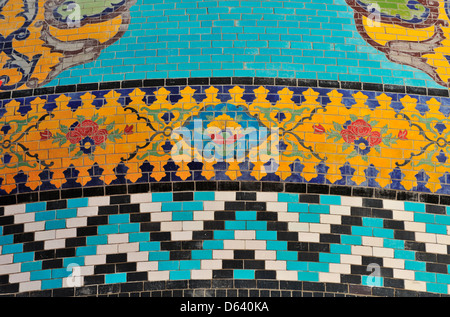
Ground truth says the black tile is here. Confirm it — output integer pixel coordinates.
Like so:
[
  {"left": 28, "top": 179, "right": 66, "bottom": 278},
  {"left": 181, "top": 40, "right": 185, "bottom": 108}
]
[
  {"left": 218, "top": 181, "right": 239, "bottom": 191},
  {"left": 0, "top": 195, "right": 16, "bottom": 206},
  {"left": 76, "top": 83, "right": 99, "bottom": 92},
  {"left": 161, "top": 241, "right": 182, "bottom": 250},
  {"left": 23, "top": 241, "right": 44, "bottom": 252},
  {"left": 0, "top": 91, "right": 12, "bottom": 100},
  {"left": 116, "top": 262, "right": 137, "bottom": 272},
  {"left": 372, "top": 208, "right": 393, "bottom": 219},
  {"left": 13, "top": 232, "right": 34, "bottom": 243},
  {"left": 350, "top": 206, "right": 371, "bottom": 217},
  {"left": 318, "top": 80, "right": 339, "bottom": 88},
  {"left": 254, "top": 77, "right": 275, "bottom": 85},
  {"left": 106, "top": 253, "right": 127, "bottom": 263},
  {"left": 17, "top": 192, "right": 39, "bottom": 204},
  {"left": 330, "top": 224, "right": 351, "bottom": 235},
  {"left": 416, "top": 252, "right": 436, "bottom": 263},
  {"left": 55, "top": 85, "right": 76, "bottom": 93},
  {"left": 244, "top": 260, "right": 265, "bottom": 269},
  {"left": 245, "top": 201, "right": 266, "bottom": 211},
  {"left": 384, "top": 84, "right": 405, "bottom": 93},
  {"left": 100, "top": 81, "right": 121, "bottom": 90},
  {"left": 76, "top": 226, "right": 97, "bottom": 237},
  {"left": 166, "top": 78, "right": 187, "bottom": 86},
  {"left": 297, "top": 252, "right": 319, "bottom": 262},
  {"left": 192, "top": 230, "right": 213, "bottom": 240},
  {"left": 150, "top": 232, "right": 171, "bottom": 241},
  {"left": 297, "top": 79, "right": 318, "bottom": 87},
  {"left": 372, "top": 287, "right": 394, "bottom": 297},
  {"left": 232, "top": 77, "right": 253, "bottom": 85},
  {"left": 275, "top": 78, "right": 296, "bottom": 86},
  {"left": 210, "top": 77, "right": 232, "bottom": 85},
  {"left": 309, "top": 242, "right": 330, "bottom": 252},
  {"left": 404, "top": 241, "right": 425, "bottom": 252},
  {"left": 262, "top": 182, "right": 283, "bottom": 192},
  {"left": 341, "top": 216, "right": 362, "bottom": 226},
  {"left": 340, "top": 81, "right": 361, "bottom": 90},
  {"left": 426, "top": 204, "right": 446, "bottom": 214},
  {"left": 173, "top": 182, "right": 194, "bottom": 192},
  {"left": 285, "top": 183, "right": 307, "bottom": 193},
  {"left": 397, "top": 191, "right": 418, "bottom": 202},
  {"left": 374, "top": 188, "right": 397, "bottom": 200},
  {"left": 105, "top": 185, "right": 127, "bottom": 196},
  {"left": 119, "top": 204, "right": 140, "bottom": 214},
  {"left": 340, "top": 274, "right": 361, "bottom": 284},
  {"left": 363, "top": 82, "right": 383, "bottom": 92},
  {"left": 3, "top": 224, "right": 24, "bottom": 235},
  {"left": 437, "top": 254, "right": 450, "bottom": 265},
  {"left": 34, "top": 87, "right": 56, "bottom": 97},
  {"left": 0, "top": 284, "right": 19, "bottom": 294},
  {"left": 299, "top": 194, "right": 319, "bottom": 203},
  {"left": 383, "top": 219, "right": 404, "bottom": 230},
  {"left": 83, "top": 186, "right": 105, "bottom": 197},
  {"left": 213, "top": 270, "right": 233, "bottom": 278},
  {"left": 0, "top": 215, "right": 14, "bottom": 226},
  {"left": 53, "top": 288, "right": 75, "bottom": 297},
  {"left": 302, "top": 282, "right": 324, "bottom": 292},
  {"left": 234, "top": 250, "right": 255, "bottom": 259},
  {"left": 352, "top": 187, "right": 373, "bottom": 198},
  {"left": 277, "top": 231, "right": 298, "bottom": 241},
  {"left": 215, "top": 211, "right": 235, "bottom": 220},
  {"left": 55, "top": 248, "right": 76, "bottom": 258},
  {"left": 362, "top": 256, "right": 383, "bottom": 266},
  {"left": 384, "top": 278, "right": 404, "bottom": 289},
  {"left": 12, "top": 89, "right": 33, "bottom": 98},
  {"left": 224, "top": 201, "right": 245, "bottom": 210},
  {"left": 426, "top": 262, "right": 448, "bottom": 274},
  {"left": 256, "top": 211, "right": 277, "bottom": 221},
  {"left": 87, "top": 215, "right": 108, "bottom": 226},
  {"left": 362, "top": 198, "right": 383, "bottom": 208},
  {"left": 319, "top": 233, "right": 340, "bottom": 244},
  {"left": 151, "top": 182, "right": 172, "bottom": 192},
  {"left": 60, "top": 188, "right": 82, "bottom": 199},
  {"left": 65, "top": 237, "right": 86, "bottom": 248},
  {"left": 110, "top": 195, "right": 130, "bottom": 205},
  {"left": 329, "top": 185, "right": 351, "bottom": 196},
  {"left": 143, "top": 79, "right": 165, "bottom": 87},
  {"left": 189, "top": 280, "right": 211, "bottom": 289},
  {"left": 325, "top": 283, "right": 348, "bottom": 293},
  {"left": 222, "top": 260, "right": 243, "bottom": 269},
  {"left": 98, "top": 205, "right": 118, "bottom": 215},
  {"left": 42, "top": 259, "right": 63, "bottom": 269},
  {"left": 127, "top": 183, "right": 149, "bottom": 194},
  {"left": 240, "top": 181, "right": 261, "bottom": 191},
  {"left": 406, "top": 86, "right": 427, "bottom": 95},
  {"left": 195, "top": 181, "right": 217, "bottom": 191},
  {"left": 173, "top": 192, "right": 193, "bottom": 201},
  {"left": 256, "top": 280, "right": 279, "bottom": 289},
  {"left": 83, "top": 275, "right": 104, "bottom": 285},
  {"left": 307, "top": 184, "right": 329, "bottom": 194},
  {"left": 188, "top": 78, "right": 209, "bottom": 85},
  {"left": 170, "top": 250, "right": 191, "bottom": 260},
  {"left": 236, "top": 192, "right": 256, "bottom": 201},
  {"left": 122, "top": 79, "right": 143, "bottom": 88},
  {"left": 420, "top": 194, "right": 439, "bottom": 205},
  {"left": 140, "top": 222, "right": 160, "bottom": 232},
  {"left": 428, "top": 88, "right": 449, "bottom": 97},
  {"left": 35, "top": 250, "right": 55, "bottom": 260},
  {"left": 130, "top": 213, "right": 151, "bottom": 223}
]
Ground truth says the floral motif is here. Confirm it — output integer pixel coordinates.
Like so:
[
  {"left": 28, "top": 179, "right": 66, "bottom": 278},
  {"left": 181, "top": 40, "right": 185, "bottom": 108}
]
[{"left": 40, "top": 129, "right": 53, "bottom": 141}]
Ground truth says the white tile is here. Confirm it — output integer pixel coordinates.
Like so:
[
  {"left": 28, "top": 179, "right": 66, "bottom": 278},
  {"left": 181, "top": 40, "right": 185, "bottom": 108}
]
[
  {"left": 362, "top": 237, "right": 384, "bottom": 247},
  {"left": 415, "top": 232, "right": 436, "bottom": 243},
  {"left": 319, "top": 272, "right": 340, "bottom": 283},
  {"left": 44, "top": 239, "right": 66, "bottom": 250},
  {"left": 88, "top": 196, "right": 110, "bottom": 206},
  {"left": 14, "top": 213, "right": 35, "bottom": 224},
  {"left": 66, "top": 217, "right": 87, "bottom": 228},
  {"left": 171, "top": 231, "right": 192, "bottom": 241},
  {"left": 107, "top": 234, "right": 128, "bottom": 244},
  {"left": 151, "top": 212, "right": 172, "bottom": 222},
  {"left": 320, "top": 214, "right": 341, "bottom": 225},
  {"left": 35, "top": 230, "right": 56, "bottom": 241},
  {"left": 97, "top": 244, "right": 118, "bottom": 254},
  {"left": 137, "top": 262, "right": 158, "bottom": 272},
  {"left": 0, "top": 254, "right": 13, "bottom": 265},
  {"left": 372, "top": 247, "right": 394, "bottom": 258},
  {"left": 130, "top": 193, "right": 152, "bottom": 203},
  {"left": 383, "top": 200, "right": 404, "bottom": 211},
  {"left": 148, "top": 271, "right": 169, "bottom": 281},
  {"left": 24, "top": 221, "right": 45, "bottom": 232},
  {"left": 298, "top": 232, "right": 320, "bottom": 242},
  {"left": 191, "top": 270, "right": 213, "bottom": 280},
  {"left": 392, "top": 210, "right": 413, "bottom": 221},
  {"left": 426, "top": 243, "right": 447, "bottom": 254},
  {"left": 329, "top": 205, "right": 351, "bottom": 215},
  {"left": 276, "top": 271, "right": 297, "bottom": 281},
  {"left": 340, "top": 196, "right": 362, "bottom": 207},
  {"left": 9, "top": 273, "right": 29, "bottom": 284},
  {"left": 404, "top": 280, "right": 426, "bottom": 292},
  {"left": 203, "top": 201, "right": 224, "bottom": 211},
  {"left": 265, "top": 260, "right": 286, "bottom": 270},
  {"left": 19, "top": 281, "right": 41, "bottom": 293},
  {"left": 384, "top": 258, "right": 404, "bottom": 269},
  {"left": 201, "top": 260, "right": 222, "bottom": 270},
  {"left": 128, "top": 252, "right": 149, "bottom": 262},
  {"left": 266, "top": 202, "right": 287, "bottom": 212},
  {"left": 140, "top": 202, "right": 161, "bottom": 213},
  {"left": 288, "top": 222, "right": 309, "bottom": 232},
  {"left": 404, "top": 221, "right": 426, "bottom": 233},
  {"left": 213, "top": 250, "right": 234, "bottom": 259},
  {"left": 160, "top": 221, "right": 182, "bottom": 231},
  {"left": 215, "top": 192, "right": 236, "bottom": 201},
  {"left": 245, "top": 240, "right": 266, "bottom": 250},
  {"left": 437, "top": 235, "right": 450, "bottom": 245},
  {"left": 255, "top": 250, "right": 276, "bottom": 260},
  {"left": 393, "top": 269, "right": 414, "bottom": 280},
  {"left": 79, "top": 266, "right": 94, "bottom": 276},
  {"left": 77, "top": 207, "right": 98, "bottom": 217},
  {"left": 84, "top": 254, "right": 106, "bottom": 266},
  {"left": 341, "top": 254, "right": 362, "bottom": 265},
  {"left": 182, "top": 221, "right": 203, "bottom": 231},
  {"left": 118, "top": 242, "right": 139, "bottom": 253},
  {"left": 351, "top": 245, "right": 372, "bottom": 256},
  {"left": 277, "top": 212, "right": 298, "bottom": 222},
  {"left": 223, "top": 240, "right": 245, "bottom": 249},
  {"left": 329, "top": 263, "right": 351, "bottom": 274},
  {"left": 256, "top": 192, "right": 277, "bottom": 202},
  {"left": 235, "top": 230, "right": 255, "bottom": 240},
  {"left": 1, "top": 263, "right": 21, "bottom": 275},
  {"left": 4, "top": 204, "right": 25, "bottom": 215},
  {"left": 55, "top": 228, "right": 77, "bottom": 239},
  {"left": 309, "top": 223, "right": 330, "bottom": 234},
  {"left": 193, "top": 211, "right": 215, "bottom": 221}
]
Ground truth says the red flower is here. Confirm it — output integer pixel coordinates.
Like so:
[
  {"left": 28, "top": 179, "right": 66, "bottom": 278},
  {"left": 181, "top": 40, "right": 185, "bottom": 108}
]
[
  {"left": 398, "top": 129, "right": 408, "bottom": 140},
  {"left": 77, "top": 120, "right": 98, "bottom": 137},
  {"left": 340, "top": 129, "right": 356, "bottom": 144},
  {"left": 313, "top": 124, "right": 325, "bottom": 134},
  {"left": 347, "top": 119, "right": 372, "bottom": 137},
  {"left": 66, "top": 130, "right": 82, "bottom": 144},
  {"left": 368, "top": 131, "right": 382, "bottom": 147},
  {"left": 92, "top": 129, "right": 108, "bottom": 145},
  {"left": 40, "top": 129, "right": 52, "bottom": 141},
  {"left": 124, "top": 125, "right": 134, "bottom": 135}
]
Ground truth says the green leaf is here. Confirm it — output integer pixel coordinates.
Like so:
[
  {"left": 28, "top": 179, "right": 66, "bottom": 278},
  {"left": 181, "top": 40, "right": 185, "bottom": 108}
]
[
  {"left": 92, "top": 113, "right": 99, "bottom": 123},
  {"left": 76, "top": 115, "right": 85, "bottom": 123},
  {"left": 333, "top": 122, "right": 342, "bottom": 132},
  {"left": 380, "top": 125, "right": 388, "bottom": 135},
  {"left": 96, "top": 117, "right": 106, "bottom": 125},
  {"left": 69, "top": 143, "right": 76, "bottom": 153},
  {"left": 88, "top": 154, "right": 94, "bottom": 161},
  {"left": 342, "top": 143, "right": 351, "bottom": 152},
  {"left": 347, "top": 151, "right": 358, "bottom": 159},
  {"left": 361, "top": 155, "right": 369, "bottom": 162},
  {"left": 349, "top": 114, "right": 358, "bottom": 122},
  {"left": 363, "top": 114, "right": 371, "bottom": 123},
  {"left": 73, "top": 151, "right": 83, "bottom": 159},
  {"left": 60, "top": 125, "right": 68, "bottom": 134},
  {"left": 370, "top": 120, "right": 379, "bottom": 126},
  {"left": 106, "top": 122, "right": 115, "bottom": 131},
  {"left": 374, "top": 145, "right": 381, "bottom": 153},
  {"left": 99, "top": 142, "right": 107, "bottom": 150}
]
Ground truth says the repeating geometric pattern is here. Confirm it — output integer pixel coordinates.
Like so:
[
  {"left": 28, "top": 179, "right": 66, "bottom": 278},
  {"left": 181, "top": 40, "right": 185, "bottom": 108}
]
[{"left": 2, "top": 190, "right": 450, "bottom": 295}]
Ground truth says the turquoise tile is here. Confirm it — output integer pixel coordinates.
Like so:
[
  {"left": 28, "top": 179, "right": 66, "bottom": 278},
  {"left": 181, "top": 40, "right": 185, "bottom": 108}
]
[
  {"left": 140, "top": 242, "right": 161, "bottom": 252},
  {"left": 405, "top": 260, "right": 426, "bottom": 271},
  {"left": 13, "top": 252, "right": 34, "bottom": 263},
  {"left": 119, "top": 223, "right": 140, "bottom": 233},
  {"left": 394, "top": 250, "right": 415, "bottom": 260},
  {"left": 180, "top": 260, "right": 201, "bottom": 270},
  {"left": 286, "top": 261, "right": 308, "bottom": 271},
  {"left": 21, "top": 261, "right": 42, "bottom": 272},
  {"left": 182, "top": 201, "right": 203, "bottom": 211},
  {"left": 35, "top": 210, "right": 56, "bottom": 221},
  {"left": 67, "top": 198, "right": 88, "bottom": 208},
  {"left": 278, "top": 193, "right": 299, "bottom": 202},
  {"left": 0, "top": 235, "right": 13, "bottom": 245},
  {"left": 86, "top": 235, "right": 108, "bottom": 246},
  {"left": 214, "top": 230, "right": 234, "bottom": 240},
  {"left": 76, "top": 246, "right": 96, "bottom": 256},
  {"left": 51, "top": 268, "right": 72, "bottom": 279},
  {"left": 362, "top": 217, "right": 383, "bottom": 228},
  {"left": 330, "top": 244, "right": 351, "bottom": 254},
  {"left": 414, "top": 213, "right": 435, "bottom": 224},
  {"left": 427, "top": 283, "right": 447, "bottom": 294},
  {"left": 235, "top": 211, "right": 257, "bottom": 221},
  {"left": 108, "top": 214, "right": 130, "bottom": 224},
  {"left": 98, "top": 224, "right": 119, "bottom": 235},
  {"left": 159, "top": 261, "right": 179, "bottom": 271},
  {"left": 105, "top": 273, "right": 127, "bottom": 284},
  {"left": 148, "top": 251, "right": 170, "bottom": 261},
  {"left": 162, "top": 202, "right": 183, "bottom": 211},
  {"left": 309, "top": 205, "right": 329, "bottom": 214},
  {"left": 225, "top": 221, "right": 246, "bottom": 230},
  {"left": 415, "top": 271, "right": 436, "bottom": 283},
  {"left": 2, "top": 243, "right": 23, "bottom": 254},
  {"left": 383, "top": 239, "right": 404, "bottom": 249},
  {"left": 63, "top": 257, "right": 84, "bottom": 267},
  {"left": 298, "top": 271, "right": 319, "bottom": 282},
  {"left": 203, "top": 240, "right": 223, "bottom": 250},
  {"left": 426, "top": 223, "right": 447, "bottom": 235},
  {"left": 352, "top": 226, "right": 372, "bottom": 237},
  {"left": 172, "top": 211, "right": 193, "bottom": 221},
  {"left": 361, "top": 275, "right": 383, "bottom": 287},
  {"left": 267, "top": 240, "right": 287, "bottom": 250},
  {"left": 405, "top": 202, "right": 425, "bottom": 213},
  {"left": 152, "top": 192, "right": 173, "bottom": 202},
  {"left": 436, "top": 273, "right": 450, "bottom": 284},
  {"left": 341, "top": 235, "right": 362, "bottom": 246},
  {"left": 287, "top": 203, "right": 308, "bottom": 213},
  {"left": 299, "top": 213, "right": 320, "bottom": 223},
  {"left": 435, "top": 215, "right": 450, "bottom": 225},
  {"left": 194, "top": 192, "right": 215, "bottom": 201},
  {"left": 373, "top": 228, "right": 394, "bottom": 239},
  {"left": 320, "top": 195, "right": 341, "bottom": 205},
  {"left": 129, "top": 232, "right": 150, "bottom": 243},
  {"left": 42, "top": 278, "right": 62, "bottom": 290},
  {"left": 277, "top": 251, "right": 297, "bottom": 261},
  {"left": 256, "top": 230, "right": 277, "bottom": 240},
  {"left": 319, "top": 253, "right": 341, "bottom": 263},
  {"left": 247, "top": 221, "right": 267, "bottom": 230},
  {"left": 191, "top": 250, "right": 212, "bottom": 260},
  {"left": 234, "top": 269, "right": 255, "bottom": 279},
  {"left": 30, "top": 269, "right": 52, "bottom": 281},
  {"left": 170, "top": 270, "right": 191, "bottom": 280},
  {"left": 308, "top": 262, "right": 329, "bottom": 272},
  {"left": 26, "top": 202, "right": 46, "bottom": 213},
  {"left": 56, "top": 209, "right": 77, "bottom": 219},
  {"left": 45, "top": 219, "right": 66, "bottom": 230}
]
